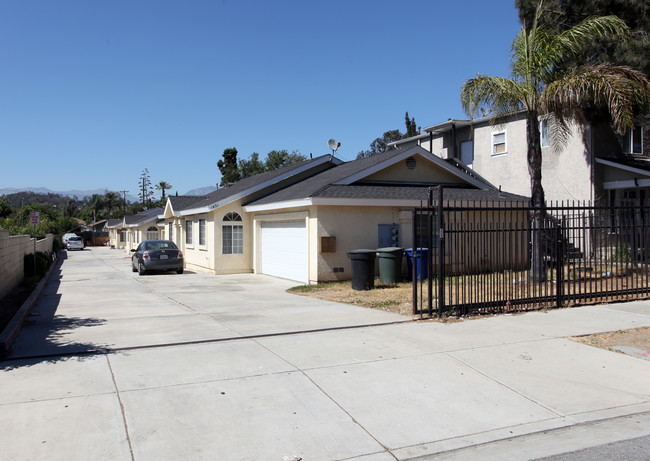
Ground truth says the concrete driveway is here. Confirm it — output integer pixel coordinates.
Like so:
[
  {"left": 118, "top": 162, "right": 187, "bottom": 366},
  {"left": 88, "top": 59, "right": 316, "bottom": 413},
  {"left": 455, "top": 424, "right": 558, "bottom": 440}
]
[
  {"left": 7, "top": 247, "right": 407, "bottom": 358},
  {"left": 2, "top": 247, "right": 650, "bottom": 460}
]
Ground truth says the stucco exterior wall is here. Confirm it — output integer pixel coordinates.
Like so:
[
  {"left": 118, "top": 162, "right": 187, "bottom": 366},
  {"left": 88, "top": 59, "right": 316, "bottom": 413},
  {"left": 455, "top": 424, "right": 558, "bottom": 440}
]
[
  {"left": 181, "top": 213, "right": 214, "bottom": 274},
  {"left": 0, "top": 230, "right": 54, "bottom": 301},
  {"left": 365, "top": 155, "right": 466, "bottom": 184}
]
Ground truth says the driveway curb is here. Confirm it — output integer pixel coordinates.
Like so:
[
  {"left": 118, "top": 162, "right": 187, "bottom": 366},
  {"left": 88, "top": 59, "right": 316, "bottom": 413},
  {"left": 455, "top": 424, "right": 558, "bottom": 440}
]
[{"left": 0, "top": 251, "right": 62, "bottom": 354}]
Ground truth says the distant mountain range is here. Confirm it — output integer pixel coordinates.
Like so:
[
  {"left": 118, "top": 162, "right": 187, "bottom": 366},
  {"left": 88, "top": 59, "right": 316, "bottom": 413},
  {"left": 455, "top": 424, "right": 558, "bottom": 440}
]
[
  {"left": 184, "top": 186, "right": 217, "bottom": 196},
  {"left": 0, "top": 186, "right": 217, "bottom": 201}
]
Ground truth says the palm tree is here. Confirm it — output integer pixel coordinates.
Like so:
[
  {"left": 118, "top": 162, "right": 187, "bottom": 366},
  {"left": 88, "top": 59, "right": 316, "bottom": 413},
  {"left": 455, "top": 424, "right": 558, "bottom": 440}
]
[
  {"left": 155, "top": 181, "right": 173, "bottom": 201},
  {"left": 461, "top": 1, "right": 650, "bottom": 280},
  {"left": 103, "top": 191, "right": 121, "bottom": 218}
]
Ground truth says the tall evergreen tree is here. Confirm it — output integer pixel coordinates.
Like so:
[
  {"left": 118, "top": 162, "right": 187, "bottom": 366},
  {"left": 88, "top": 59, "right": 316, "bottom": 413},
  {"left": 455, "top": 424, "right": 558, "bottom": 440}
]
[
  {"left": 138, "top": 168, "right": 154, "bottom": 207},
  {"left": 217, "top": 148, "right": 240, "bottom": 186}
]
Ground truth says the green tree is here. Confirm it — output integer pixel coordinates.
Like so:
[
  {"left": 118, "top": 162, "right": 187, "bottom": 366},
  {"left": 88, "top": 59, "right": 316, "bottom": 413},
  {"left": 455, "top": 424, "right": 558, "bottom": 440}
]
[
  {"left": 155, "top": 181, "right": 172, "bottom": 201},
  {"left": 217, "top": 148, "right": 241, "bottom": 186},
  {"left": 103, "top": 191, "right": 121, "bottom": 218},
  {"left": 138, "top": 168, "right": 154, "bottom": 207},
  {"left": 405, "top": 112, "right": 418, "bottom": 137},
  {"left": 239, "top": 152, "right": 266, "bottom": 179},
  {"left": 516, "top": 0, "right": 650, "bottom": 76},
  {"left": 461, "top": 3, "right": 650, "bottom": 279},
  {"left": 264, "top": 150, "right": 307, "bottom": 171},
  {"left": 357, "top": 130, "right": 404, "bottom": 159},
  {"left": 0, "top": 196, "right": 12, "bottom": 218}
]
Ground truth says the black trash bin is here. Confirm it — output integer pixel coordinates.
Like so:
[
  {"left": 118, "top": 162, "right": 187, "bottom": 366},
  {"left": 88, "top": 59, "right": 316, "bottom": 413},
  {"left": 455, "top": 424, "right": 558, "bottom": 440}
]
[
  {"left": 347, "top": 249, "right": 377, "bottom": 290},
  {"left": 376, "top": 247, "right": 404, "bottom": 283}
]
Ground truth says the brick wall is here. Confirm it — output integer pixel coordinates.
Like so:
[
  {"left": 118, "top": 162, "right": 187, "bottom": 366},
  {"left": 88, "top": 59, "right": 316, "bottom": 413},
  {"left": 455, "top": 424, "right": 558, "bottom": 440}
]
[{"left": 0, "top": 230, "right": 54, "bottom": 300}]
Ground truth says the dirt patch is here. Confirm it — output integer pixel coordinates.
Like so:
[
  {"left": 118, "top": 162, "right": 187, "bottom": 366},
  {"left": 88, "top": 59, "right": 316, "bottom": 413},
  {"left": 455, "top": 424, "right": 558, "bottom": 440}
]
[
  {"left": 570, "top": 327, "right": 650, "bottom": 357},
  {"left": 289, "top": 281, "right": 415, "bottom": 316}
]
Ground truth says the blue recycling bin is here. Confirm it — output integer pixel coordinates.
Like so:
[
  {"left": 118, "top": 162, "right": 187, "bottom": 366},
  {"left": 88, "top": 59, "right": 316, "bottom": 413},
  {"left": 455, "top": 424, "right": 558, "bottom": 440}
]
[{"left": 405, "top": 248, "right": 429, "bottom": 281}]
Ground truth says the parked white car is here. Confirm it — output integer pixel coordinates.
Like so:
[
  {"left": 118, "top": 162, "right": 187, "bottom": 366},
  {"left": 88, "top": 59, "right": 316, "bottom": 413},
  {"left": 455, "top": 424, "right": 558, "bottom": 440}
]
[
  {"left": 66, "top": 236, "right": 84, "bottom": 251},
  {"left": 62, "top": 233, "right": 78, "bottom": 246}
]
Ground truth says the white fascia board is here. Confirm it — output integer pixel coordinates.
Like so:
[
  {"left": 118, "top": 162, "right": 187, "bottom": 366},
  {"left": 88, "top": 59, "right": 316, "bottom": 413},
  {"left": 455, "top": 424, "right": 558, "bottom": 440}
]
[
  {"left": 243, "top": 198, "right": 313, "bottom": 212},
  {"left": 388, "top": 133, "right": 430, "bottom": 148},
  {"left": 596, "top": 158, "right": 650, "bottom": 177},
  {"left": 603, "top": 178, "right": 650, "bottom": 190},
  {"left": 334, "top": 146, "right": 490, "bottom": 190},
  {"left": 178, "top": 206, "right": 211, "bottom": 217}
]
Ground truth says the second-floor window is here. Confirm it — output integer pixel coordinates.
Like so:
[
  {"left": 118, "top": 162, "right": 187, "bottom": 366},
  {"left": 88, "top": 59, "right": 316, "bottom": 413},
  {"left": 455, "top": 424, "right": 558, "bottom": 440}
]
[
  {"left": 622, "top": 126, "right": 643, "bottom": 155},
  {"left": 492, "top": 131, "right": 507, "bottom": 155}
]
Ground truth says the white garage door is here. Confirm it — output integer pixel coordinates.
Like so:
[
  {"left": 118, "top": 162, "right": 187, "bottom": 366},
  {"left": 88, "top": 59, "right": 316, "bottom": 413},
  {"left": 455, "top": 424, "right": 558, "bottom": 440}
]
[{"left": 260, "top": 220, "right": 307, "bottom": 283}]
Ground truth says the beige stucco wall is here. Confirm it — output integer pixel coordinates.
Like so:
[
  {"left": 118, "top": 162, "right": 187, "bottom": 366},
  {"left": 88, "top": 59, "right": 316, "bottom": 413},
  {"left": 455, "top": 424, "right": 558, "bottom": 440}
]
[
  {"left": 365, "top": 154, "right": 466, "bottom": 184},
  {"left": 0, "top": 230, "right": 54, "bottom": 301},
  {"left": 468, "top": 117, "right": 593, "bottom": 202}
]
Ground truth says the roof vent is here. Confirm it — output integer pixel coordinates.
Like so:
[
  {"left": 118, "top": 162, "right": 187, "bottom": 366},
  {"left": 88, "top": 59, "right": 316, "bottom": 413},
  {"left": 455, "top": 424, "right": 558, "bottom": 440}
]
[{"left": 405, "top": 157, "right": 416, "bottom": 170}]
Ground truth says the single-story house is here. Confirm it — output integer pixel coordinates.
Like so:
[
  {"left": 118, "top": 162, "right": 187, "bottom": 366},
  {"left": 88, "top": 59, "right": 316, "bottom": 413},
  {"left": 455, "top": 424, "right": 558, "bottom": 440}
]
[
  {"left": 161, "top": 145, "right": 527, "bottom": 284},
  {"left": 105, "top": 208, "right": 163, "bottom": 252}
]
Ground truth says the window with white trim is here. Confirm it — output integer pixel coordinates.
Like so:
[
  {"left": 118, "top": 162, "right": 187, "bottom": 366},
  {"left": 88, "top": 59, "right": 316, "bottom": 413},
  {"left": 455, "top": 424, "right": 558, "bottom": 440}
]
[
  {"left": 185, "top": 220, "right": 193, "bottom": 245},
  {"left": 199, "top": 219, "right": 206, "bottom": 247},
  {"left": 222, "top": 212, "right": 243, "bottom": 254},
  {"left": 492, "top": 131, "right": 507, "bottom": 155},
  {"left": 119, "top": 231, "right": 125, "bottom": 242},
  {"left": 168, "top": 222, "right": 173, "bottom": 241},
  {"left": 622, "top": 126, "right": 643, "bottom": 154},
  {"left": 146, "top": 226, "right": 158, "bottom": 240},
  {"left": 540, "top": 120, "right": 550, "bottom": 147}
]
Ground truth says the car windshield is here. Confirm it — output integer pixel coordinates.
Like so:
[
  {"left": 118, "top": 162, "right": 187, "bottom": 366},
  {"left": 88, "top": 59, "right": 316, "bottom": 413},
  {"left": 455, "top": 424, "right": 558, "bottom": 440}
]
[
  {"left": 69, "top": 237, "right": 82, "bottom": 241},
  {"left": 145, "top": 241, "right": 177, "bottom": 250}
]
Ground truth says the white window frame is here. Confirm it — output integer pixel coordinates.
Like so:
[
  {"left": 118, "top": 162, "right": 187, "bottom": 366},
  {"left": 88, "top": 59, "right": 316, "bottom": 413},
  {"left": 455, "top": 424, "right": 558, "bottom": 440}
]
[
  {"left": 199, "top": 218, "right": 207, "bottom": 248},
  {"left": 146, "top": 226, "right": 158, "bottom": 241},
  {"left": 540, "top": 120, "right": 550, "bottom": 148},
  {"left": 222, "top": 212, "right": 243, "bottom": 255},
  {"left": 492, "top": 131, "right": 507, "bottom": 156},
  {"left": 168, "top": 222, "right": 173, "bottom": 242},
  {"left": 622, "top": 125, "right": 643, "bottom": 154},
  {"left": 185, "top": 220, "right": 193, "bottom": 247}
]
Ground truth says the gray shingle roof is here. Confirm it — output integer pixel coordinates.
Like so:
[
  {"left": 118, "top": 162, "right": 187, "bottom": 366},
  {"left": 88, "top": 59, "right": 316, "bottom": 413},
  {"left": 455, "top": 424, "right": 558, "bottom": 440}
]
[
  {"left": 179, "top": 154, "right": 339, "bottom": 212},
  {"left": 168, "top": 195, "right": 204, "bottom": 212},
  {"left": 124, "top": 207, "right": 163, "bottom": 226},
  {"left": 246, "top": 147, "right": 514, "bottom": 206}
]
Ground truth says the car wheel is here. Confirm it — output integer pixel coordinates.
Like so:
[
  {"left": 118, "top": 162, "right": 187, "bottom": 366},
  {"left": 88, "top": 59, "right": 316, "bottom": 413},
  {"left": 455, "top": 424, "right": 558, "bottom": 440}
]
[
  {"left": 177, "top": 268, "right": 184, "bottom": 274},
  {"left": 138, "top": 262, "right": 147, "bottom": 276}
]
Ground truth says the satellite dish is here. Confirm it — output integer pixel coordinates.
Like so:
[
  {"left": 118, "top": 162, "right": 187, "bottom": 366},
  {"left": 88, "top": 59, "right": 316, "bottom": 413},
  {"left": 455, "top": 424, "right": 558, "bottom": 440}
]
[{"left": 328, "top": 139, "right": 341, "bottom": 154}]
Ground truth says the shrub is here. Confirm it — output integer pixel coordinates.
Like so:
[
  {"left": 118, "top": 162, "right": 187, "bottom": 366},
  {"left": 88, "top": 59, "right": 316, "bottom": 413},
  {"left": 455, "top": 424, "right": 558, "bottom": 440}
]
[{"left": 24, "top": 252, "right": 52, "bottom": 278}]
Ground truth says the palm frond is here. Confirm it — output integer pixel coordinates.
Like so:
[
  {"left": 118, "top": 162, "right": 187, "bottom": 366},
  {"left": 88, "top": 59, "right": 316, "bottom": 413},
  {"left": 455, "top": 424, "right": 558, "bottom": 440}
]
[
  {"left": 461, "top": 74, "right": 526, "bottom": 119},
  {"left": 550, "top": 15, "right": 630, "bottom": 64},
  {"left": 540, "top": 64, "right": 650, "bottom": 134}
]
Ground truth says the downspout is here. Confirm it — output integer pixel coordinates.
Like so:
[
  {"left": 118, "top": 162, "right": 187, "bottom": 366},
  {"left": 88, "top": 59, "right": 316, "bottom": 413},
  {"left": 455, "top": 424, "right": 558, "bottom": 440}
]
[
  {"left": 429, "top": 132, "right": 433, "bottom": 153},
  {"left": 451, "top": 122, "right": 457, "bottom": 159}
]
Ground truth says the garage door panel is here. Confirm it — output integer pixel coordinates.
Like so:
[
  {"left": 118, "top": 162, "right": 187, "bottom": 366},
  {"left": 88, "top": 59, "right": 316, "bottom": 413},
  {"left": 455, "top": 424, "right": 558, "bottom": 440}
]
[{"left": 261, "top": 221, "right": 307, "bottom": 283}]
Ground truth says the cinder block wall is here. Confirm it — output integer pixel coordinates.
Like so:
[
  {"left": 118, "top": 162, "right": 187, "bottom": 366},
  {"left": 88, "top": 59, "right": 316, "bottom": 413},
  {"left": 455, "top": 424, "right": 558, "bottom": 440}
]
[{"left": 0, "top": 230, "right": 54, "bottom": 300}]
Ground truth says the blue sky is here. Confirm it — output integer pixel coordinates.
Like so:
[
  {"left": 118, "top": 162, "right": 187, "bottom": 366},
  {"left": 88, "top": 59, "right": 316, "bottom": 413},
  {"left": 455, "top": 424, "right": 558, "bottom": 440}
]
[{"left": 0, "top": 1, "right": 522, "bottom": 197}]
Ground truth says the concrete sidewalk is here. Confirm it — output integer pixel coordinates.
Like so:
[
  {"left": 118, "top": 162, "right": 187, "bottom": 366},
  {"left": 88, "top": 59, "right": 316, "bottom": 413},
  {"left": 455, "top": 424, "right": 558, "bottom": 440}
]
[{"left": 1, "top": 247, "right": 650, "bottom": 460}]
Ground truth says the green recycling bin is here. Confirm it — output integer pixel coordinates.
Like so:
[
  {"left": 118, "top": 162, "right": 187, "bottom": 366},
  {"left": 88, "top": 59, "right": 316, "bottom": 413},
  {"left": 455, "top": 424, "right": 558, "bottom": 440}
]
[{"left": 377, "top": 247, "right": 404, "bottom": 283}]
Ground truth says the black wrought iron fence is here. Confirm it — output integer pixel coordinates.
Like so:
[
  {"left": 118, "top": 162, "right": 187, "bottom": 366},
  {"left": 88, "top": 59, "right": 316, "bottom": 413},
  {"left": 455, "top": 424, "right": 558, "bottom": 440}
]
[{"left": 412, "top": 188, "right": 650, "bottom": 317}]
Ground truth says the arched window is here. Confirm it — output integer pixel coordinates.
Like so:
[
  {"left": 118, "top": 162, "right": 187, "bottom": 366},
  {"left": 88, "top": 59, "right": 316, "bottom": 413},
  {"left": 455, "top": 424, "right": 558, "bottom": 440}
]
[
  {"left": 222, "top": 212, "right": 243, "bottom": 254},
  {"left": 146, "top": 226, "right": 158, "bottom": 241}
]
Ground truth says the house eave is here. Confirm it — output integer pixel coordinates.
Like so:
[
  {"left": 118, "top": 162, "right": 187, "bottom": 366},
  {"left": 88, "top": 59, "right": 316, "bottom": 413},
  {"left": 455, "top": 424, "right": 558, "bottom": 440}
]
[{"left": 244, "top": 198, "right": 313, "bottom": 212}]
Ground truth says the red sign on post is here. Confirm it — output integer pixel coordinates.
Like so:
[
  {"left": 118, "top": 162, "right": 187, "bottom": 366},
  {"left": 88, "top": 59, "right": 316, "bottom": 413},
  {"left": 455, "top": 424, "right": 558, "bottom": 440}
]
[{"left": 30, "top": 211, "right": 40, "bottom": 225}]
